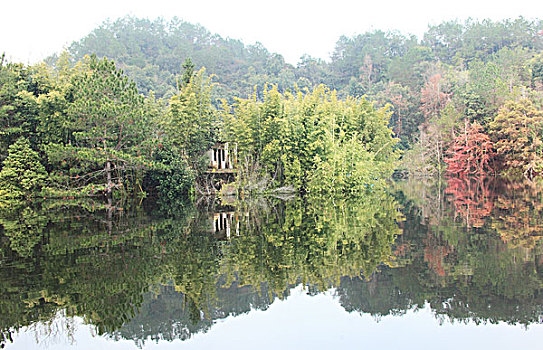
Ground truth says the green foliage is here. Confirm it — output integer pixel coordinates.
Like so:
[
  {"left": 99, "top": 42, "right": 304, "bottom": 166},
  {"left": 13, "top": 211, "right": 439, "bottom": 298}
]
[
  {"left": 2, "top": 14, "right": 543, "bottom": 198},
  {"left": 466, "top": 60, "right": 509, "bottom": 112},
  {"left": 0, "top": 61, "right": 56, "bottom": 162},
  {"left": 0, "top": 137, "right": 47, "bottom": 201},
  {"left": 164, "top": 68, "right": 218, "bottom": 174},
  {"left": 145, "top": 142, "right": 195, "bottom": 199},
  {"left": 48, "top": 15, "right": 543, "bottom": 155},
  {"left": 422, "top": 18, "right": 543, "bottom": 65},
  {"left": 2, "top": 17, "right": 543, "bottom": 345},
  {"left": 67, "top": 55, "right": 147, "bottom": 152},
  {"left": 181, "top": 58, "right": 195, "bottom": 86},
  {"left": 330, "top": 30, "right": 416, "bottom": 92},
  {"left": 224, "top": 85, "right": 398, "bottom": 193},
  {"left": 532, "top": 54, "right": 543, "bottom": 88},
  {"left": 59, "top": 16, "right": 296, "bottom": 100},
  {"left": 45, "top": 55, "right": 152, "bottom": 196}
]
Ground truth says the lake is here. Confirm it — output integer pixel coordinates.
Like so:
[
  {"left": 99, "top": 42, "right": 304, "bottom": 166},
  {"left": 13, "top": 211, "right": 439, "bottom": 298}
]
[{"left": 1, "top": 176, "right": 543, "bottom": 349}]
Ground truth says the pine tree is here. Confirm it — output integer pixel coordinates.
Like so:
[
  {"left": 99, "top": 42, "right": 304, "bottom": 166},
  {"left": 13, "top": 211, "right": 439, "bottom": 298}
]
[
  {"left": 181, "top": 58, "right": 195, "bottom": 87},
  {"left": 47, "top": 55, "right": 150, "bottom": 196}
]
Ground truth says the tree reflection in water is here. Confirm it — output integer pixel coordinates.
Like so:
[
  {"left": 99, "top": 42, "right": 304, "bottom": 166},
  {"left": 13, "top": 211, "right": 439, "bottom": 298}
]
[{"left": 1, "top": 179, "right": 543, "bottom": 348}]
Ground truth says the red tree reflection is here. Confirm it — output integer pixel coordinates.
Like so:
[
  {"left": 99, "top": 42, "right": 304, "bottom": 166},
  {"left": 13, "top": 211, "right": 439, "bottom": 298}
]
[
  {"left": 445, "top": 176, "right": 494, "bottom": 228},
  {"left": 423, "top": 232, "right": 452, "bottom": 277}
]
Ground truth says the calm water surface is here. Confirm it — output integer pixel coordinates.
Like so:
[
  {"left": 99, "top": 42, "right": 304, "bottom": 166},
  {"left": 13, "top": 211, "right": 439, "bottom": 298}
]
[{"left": 1, "top": 176, "right": 543, "bottom": 349}]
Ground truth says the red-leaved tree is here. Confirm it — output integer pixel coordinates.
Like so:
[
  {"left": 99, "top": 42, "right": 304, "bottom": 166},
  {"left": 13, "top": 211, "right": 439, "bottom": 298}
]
[
  {"left": 445, "top": 120, "right": 495, "bottom": 175},
  {"left": 420, "top": 73, "right": 450, "bottom": 120}
]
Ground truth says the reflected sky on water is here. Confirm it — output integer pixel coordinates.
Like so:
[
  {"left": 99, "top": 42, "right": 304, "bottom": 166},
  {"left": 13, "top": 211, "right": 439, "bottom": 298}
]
[{"left": 9, "top": 285, "right": 543, "bottom": 350}]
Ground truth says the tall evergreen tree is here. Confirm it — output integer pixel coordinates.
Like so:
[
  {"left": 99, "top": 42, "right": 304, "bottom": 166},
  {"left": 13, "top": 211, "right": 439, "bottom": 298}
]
[{"left": 47, "top": 55, "right": 150, "bottom": 195}]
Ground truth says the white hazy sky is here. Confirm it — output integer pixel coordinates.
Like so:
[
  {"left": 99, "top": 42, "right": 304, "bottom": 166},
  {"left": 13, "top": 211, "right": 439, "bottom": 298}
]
[{"left": 1, "top": 0, "right": 542, "bottom": 65}]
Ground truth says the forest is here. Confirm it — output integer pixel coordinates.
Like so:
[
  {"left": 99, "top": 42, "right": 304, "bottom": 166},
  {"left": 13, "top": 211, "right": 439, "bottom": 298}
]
[{"left": 1, "top": 16, "right": 542, "bottom": 203}]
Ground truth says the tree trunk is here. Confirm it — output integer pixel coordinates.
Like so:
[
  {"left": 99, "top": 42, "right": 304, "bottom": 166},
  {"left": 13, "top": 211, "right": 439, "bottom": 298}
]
[{"left": 106, "top": 160, "right": 112, "bottom": 195}]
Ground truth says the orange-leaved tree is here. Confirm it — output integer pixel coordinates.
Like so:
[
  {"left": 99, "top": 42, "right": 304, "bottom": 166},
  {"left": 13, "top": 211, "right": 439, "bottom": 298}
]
[{"left": 445, "top": 119, "right": 495, "bottom": 175}]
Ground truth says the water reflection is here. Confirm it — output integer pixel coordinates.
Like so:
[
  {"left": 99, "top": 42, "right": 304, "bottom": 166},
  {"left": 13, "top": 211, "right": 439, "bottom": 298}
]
[
  {"left": 395, "top": 175, "right": 543, "bottom": 324},
  {"left": 1, "top": 179, "right": 543, "bottom": 348},
  {"left": 398, "top": 175, "right": 543, "bottom": 246}
]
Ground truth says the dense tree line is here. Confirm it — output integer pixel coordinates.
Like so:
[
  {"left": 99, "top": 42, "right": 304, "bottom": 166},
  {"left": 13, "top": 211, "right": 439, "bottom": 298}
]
[
  {"left": 48, "top": 16, "right": 296, "bottom": 100},
  {"left": 221, "top": 85, "right": 398, "bottom": 193},
  {"left": 2, "top": 16, "right": 543, "bottom": 201},
  {"left": 0, "top": 54, "right": 176, "bottom": 201},
  {"left": 46, "top": 16, "right": 543, "bottom": 177},
  {"left": 2, "top": 16, "right": 543, "bottom": 347}
]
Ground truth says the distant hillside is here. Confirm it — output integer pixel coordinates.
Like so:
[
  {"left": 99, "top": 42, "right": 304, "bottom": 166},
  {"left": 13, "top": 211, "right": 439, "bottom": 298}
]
[{"left": 48, "top": 16, "right": 300, "bottom": 99}]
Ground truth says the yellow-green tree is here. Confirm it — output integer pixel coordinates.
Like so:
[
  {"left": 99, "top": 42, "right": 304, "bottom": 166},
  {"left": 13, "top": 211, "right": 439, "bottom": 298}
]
[{"left": 489, "top": 99, "right": 543, "bottom": 178}]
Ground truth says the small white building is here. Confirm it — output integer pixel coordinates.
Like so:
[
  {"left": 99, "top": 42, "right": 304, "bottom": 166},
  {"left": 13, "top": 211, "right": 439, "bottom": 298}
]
[{"left": 207, "top": 142, "right": 237, "bottom": 171}]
